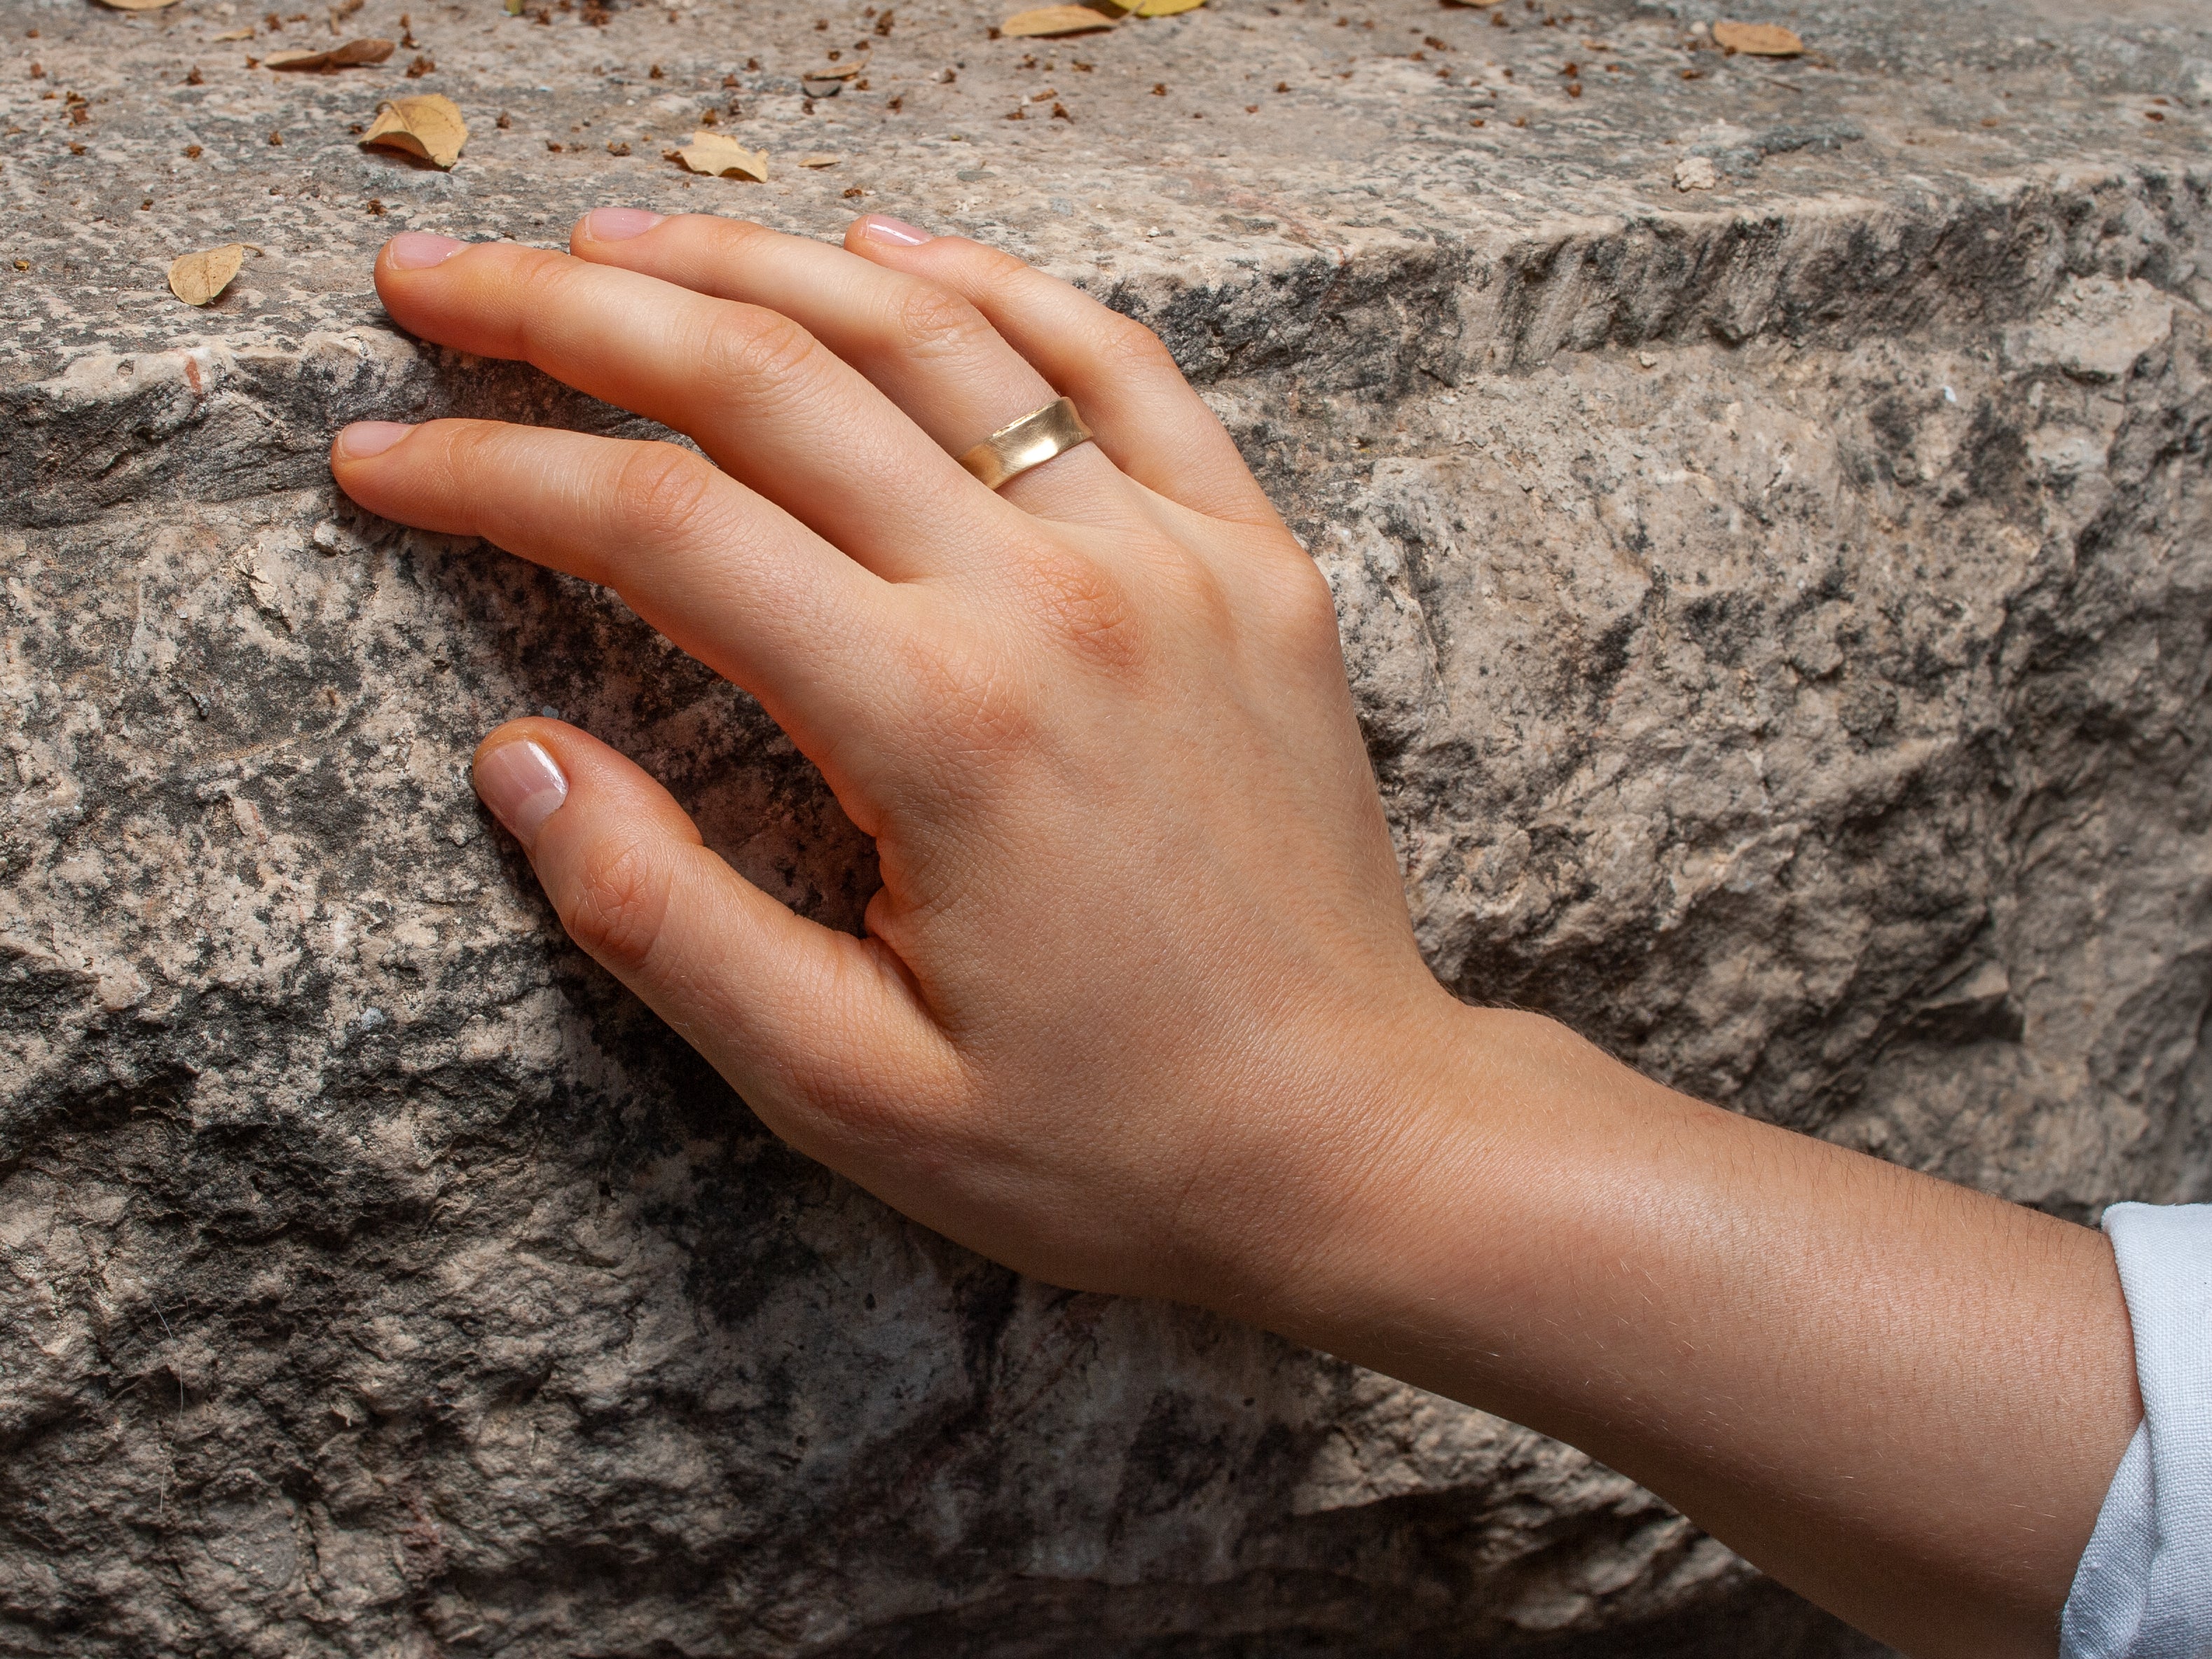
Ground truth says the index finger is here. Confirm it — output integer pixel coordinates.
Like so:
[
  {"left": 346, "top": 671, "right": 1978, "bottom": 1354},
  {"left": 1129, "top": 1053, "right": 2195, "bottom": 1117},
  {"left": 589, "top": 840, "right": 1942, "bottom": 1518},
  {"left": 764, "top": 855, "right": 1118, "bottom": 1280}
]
[
  {"left": 371, "top": 233, "right": 1019, "bottom": 584},
  {"left": 330, "top": 416, "right": 913, "bottom": 791}
]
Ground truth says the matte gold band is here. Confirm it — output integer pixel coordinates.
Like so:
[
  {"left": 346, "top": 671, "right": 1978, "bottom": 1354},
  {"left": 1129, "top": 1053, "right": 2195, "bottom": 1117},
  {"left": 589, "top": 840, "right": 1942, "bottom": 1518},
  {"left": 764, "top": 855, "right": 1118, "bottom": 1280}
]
[{"left": 956, "top": 397, "right": 1095, "bottom": 490}]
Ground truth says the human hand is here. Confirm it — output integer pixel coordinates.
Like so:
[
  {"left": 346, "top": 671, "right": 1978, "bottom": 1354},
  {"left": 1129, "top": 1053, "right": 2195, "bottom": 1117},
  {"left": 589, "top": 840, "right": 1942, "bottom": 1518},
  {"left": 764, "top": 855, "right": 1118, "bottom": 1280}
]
[
  {"left": 329, "top": 209, "right": 1471, "bottom": 1314},
  {"left": 333, "top": 212, "right": 2150, "bottom": 1659}
]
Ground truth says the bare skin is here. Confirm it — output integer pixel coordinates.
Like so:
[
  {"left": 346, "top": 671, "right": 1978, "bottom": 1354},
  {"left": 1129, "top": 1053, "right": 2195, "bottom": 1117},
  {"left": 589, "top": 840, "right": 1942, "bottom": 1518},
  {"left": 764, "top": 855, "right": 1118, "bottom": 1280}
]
[{"left": 329, "top": 209, "right": 2143, "bottom": 1658}]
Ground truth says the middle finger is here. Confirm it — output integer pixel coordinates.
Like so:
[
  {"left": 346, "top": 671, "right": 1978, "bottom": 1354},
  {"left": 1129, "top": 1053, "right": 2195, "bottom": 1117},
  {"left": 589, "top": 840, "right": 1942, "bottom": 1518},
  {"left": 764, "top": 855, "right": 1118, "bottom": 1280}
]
[{"left": 372, "top": 232, "right": 1008, "bottom": 582}]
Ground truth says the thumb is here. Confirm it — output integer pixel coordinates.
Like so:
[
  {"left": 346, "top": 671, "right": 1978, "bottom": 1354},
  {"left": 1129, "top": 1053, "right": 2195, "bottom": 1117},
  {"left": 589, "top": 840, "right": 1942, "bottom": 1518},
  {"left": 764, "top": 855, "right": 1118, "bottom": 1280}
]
[{"left": 471, "top": 719, "right": 954, "bottom": 1151}]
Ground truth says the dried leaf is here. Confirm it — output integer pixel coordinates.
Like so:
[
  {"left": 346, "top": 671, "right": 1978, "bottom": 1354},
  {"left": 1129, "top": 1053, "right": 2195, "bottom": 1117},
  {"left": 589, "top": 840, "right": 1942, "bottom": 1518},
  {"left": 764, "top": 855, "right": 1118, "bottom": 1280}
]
[
  {"left": 796, "top": 151, "right": 841, "bottom": 167},
  {"left": 359, "top": 92, "right": 467, "bottom": 168},
  {"left": 664, "top": 131, "right": 768, "bottom": 179},
  {"left": 1000, "top": 5, "right": 1115, "bottom": 37},
  {"left": 168, "top": 243, "right": 246, "bottom": 306},
  {"left": 1134, "top": 0, "right": 1203, "bottom": 15},
  {"left": 1438, "top": 0, "right": 1506, "bottom": 8},
  {"left": 1710, "top": 20, "right": 1803, "bottom": 55},
  {"left": 806, "top": 62, "right": 861, "bottom": 78},
  {"left": 265, "top": 37, "right": 393, "bottom": 69},
  {"left": 97, "top": 0, "right": 183, "bottom": 11},
  {"left": 212, "top": 24, "right": 256, "bottom": 39}
]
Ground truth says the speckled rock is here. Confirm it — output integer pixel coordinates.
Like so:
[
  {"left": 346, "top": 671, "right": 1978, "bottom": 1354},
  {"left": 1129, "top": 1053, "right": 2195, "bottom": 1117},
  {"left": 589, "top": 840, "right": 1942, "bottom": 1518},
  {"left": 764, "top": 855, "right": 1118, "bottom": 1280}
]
[{"left": 3, "top": 0, "right": 2208, "bottom": 1651}]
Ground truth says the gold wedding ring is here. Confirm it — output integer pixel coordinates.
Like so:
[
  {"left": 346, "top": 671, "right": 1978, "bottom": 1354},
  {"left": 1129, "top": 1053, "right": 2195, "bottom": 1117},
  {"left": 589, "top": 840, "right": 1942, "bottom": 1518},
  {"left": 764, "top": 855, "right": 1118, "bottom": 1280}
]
[{"left": 956, "top": 397, "right": 1095, "bottom": 490}]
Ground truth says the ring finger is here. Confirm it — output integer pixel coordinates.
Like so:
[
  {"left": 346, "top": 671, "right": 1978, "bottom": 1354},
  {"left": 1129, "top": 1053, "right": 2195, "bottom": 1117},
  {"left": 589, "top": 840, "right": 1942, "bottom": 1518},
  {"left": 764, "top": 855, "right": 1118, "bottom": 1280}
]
[{"left": 566, "top": 209, "right": 1131, "bottom": 525}]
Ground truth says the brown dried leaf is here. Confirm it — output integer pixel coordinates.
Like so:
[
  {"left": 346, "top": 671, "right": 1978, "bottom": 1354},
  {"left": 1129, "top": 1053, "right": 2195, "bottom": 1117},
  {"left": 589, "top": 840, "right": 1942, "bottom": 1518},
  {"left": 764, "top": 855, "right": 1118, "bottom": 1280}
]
[
  {"left": 1438, "top": 0, "right": 1506, "bottom": 8},
  {"left": 1710, "top": 20, "right": 1803, "bottom": 55},
  {"left": 795, "top": 151, "right": 841, "bottom": 167},
  {"left": 97, "top": 0, "right": 183, "bottom": 11},
  {"left": 265, "top": 36, "right": 393, "bottom": 69},
  {"left": 212, "top": 24, "right": 256, "bottom": 39},
  {"left": 1000, "top": 5, "right": 1114, "bottom": 37},
  {"left": 167, "top": 243, "right": 246, "bottom": 306},
  {"left": 359, "top": 92, "right": 467, "bottom": 167},
  {"left": 806, "top": 61, "right": 861, "bottom": 78},
  {"left": 664, "top": 131, "right": 768, "bottom": 179},
  {"left": 1134, "top": 0, "right": 1202, "bottom": 15}
]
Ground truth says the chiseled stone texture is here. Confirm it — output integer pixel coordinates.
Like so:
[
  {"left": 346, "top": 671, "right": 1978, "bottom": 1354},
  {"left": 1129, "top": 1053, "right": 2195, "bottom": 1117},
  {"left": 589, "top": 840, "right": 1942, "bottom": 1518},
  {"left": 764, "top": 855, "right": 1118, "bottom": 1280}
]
[{"left": 2, "top": 0, "right": 2209, "bottom": 1651}]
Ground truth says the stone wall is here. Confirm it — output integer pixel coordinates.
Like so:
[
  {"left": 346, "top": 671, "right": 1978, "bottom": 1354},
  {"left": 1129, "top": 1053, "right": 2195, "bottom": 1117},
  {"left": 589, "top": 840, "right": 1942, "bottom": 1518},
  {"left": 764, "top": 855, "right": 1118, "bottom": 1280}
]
[{"left": 4, "top": 0, "right": 2208, "bottom": 1651}]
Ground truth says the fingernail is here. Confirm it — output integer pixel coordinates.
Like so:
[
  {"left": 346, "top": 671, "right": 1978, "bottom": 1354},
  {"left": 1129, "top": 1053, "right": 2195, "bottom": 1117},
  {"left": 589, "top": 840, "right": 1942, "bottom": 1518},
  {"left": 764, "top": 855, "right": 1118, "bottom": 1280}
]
[
  {"left": 857, "top": 214, "right": 932, "bottom": 247},
  {"left": 385, "top": 232, "right": 466, "bottom": 270},
  {"left": 336, "top": 421, "right": 410, "bottom": 459},
  {"left": 474, "top": 738, "right": 569, "bottom": 849},
  {"left": 582, "top": 207, "right": 665, "bottom": 242}
]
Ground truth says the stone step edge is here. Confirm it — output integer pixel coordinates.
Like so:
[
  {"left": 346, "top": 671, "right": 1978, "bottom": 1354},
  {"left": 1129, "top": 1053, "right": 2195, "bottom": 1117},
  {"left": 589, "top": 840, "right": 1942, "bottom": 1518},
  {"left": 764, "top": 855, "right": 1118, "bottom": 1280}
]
[{"left": 8, "top": 160, "right": 2207, "bottom": 531}]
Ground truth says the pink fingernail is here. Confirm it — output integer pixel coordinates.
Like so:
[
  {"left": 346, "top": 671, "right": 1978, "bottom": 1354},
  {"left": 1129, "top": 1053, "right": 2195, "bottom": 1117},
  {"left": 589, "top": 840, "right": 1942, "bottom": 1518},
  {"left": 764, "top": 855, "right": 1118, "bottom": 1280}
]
[
  {"left": 857, "top": 214, "right": 932, "bottom": 247},
  {"left": 474, "top": 738, "right": 569, "bottom": 849},
  {"left": 385, "top": 232, "right": 466, "bottom": 269},
  {"left": 336, "top": 421, "right": 409, "bottom": 459},
  {"left": 583, "top": 207, "right": 665, "bottom": 242}
]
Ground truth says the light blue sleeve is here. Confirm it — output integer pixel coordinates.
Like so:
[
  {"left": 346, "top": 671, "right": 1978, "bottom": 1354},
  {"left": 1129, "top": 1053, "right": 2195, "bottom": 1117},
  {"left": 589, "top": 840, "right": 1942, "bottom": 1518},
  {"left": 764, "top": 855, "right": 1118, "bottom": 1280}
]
[{"left": 2061, "top": 1202, "right": 2212, "bottom": 1658}]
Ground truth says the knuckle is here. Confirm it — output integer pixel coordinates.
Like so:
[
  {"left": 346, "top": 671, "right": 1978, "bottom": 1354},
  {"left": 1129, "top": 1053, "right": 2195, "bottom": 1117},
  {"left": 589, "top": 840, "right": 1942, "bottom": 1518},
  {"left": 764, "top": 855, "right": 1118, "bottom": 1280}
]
[
  {"left": 970, "top": 245, "right": 1043, "bottom": 305},
  {"left": 1264, "top": 554, "right": 1348, "bottom": 667},
  {"left": 508, "top": 252, "right": 591, "bottom": 343},
  {"left": 902, "top": 634, "right": 1039, "bottom": 764},
  {"left": 699, "top": 216, "right": 776, "bottom": 261},
  {"left": 560, "top": 834, "right": 673, "bottom": 974},
  {"left": 610, "top": 443, "right": 719, "bottom": 541},
  {"left": 882, "top": 282, "right": 991, "bottom": 366},
  {"left": 1012, "top": 549, "right": 1146, "bottom": 672},
  {"left": 1273, "top": 554, "right": 1344, "bottom": 645},
  {"left": 698, "top": 305, "right": 822, "bottom": 399},
  {"left": 973, "top": 243, "right": 1038, "bottom": 284},
  {"left": 1093, "top": 313, "right": 1181, "bottom": 380},
  {"left": 432, "top": 420, "right": 502, "bottom": 492}
]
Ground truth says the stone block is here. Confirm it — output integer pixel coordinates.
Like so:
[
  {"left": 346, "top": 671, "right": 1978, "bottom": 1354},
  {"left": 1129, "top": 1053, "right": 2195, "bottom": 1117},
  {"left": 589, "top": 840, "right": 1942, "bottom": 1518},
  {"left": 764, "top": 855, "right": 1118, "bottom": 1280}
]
[{"left": 3, "top": 0, "right": 2208, "bottom": 1651}]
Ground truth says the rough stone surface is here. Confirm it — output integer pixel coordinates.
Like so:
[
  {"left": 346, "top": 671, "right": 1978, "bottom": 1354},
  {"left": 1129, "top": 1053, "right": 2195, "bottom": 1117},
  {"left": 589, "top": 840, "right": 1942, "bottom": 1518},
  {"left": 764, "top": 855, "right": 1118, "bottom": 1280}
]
[{"left": 3, "top": 0, "right": 2208, "bottom": 1651}]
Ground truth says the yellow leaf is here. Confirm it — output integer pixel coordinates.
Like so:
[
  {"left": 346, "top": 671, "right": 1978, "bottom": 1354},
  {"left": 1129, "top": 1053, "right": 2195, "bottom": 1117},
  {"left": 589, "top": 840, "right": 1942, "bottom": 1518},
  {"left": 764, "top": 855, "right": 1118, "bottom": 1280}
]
[
  {"left": 359, "top": 93, "right": 468, "bottom": 169},
  {"left": 1711, "top": 20, "right": 1804, "bottom": 55},
  {"left": 167, "top": 244, "right": 246, "bottom": 307},
  {"left": 1000, "top": 5, "right": 1115, "bottom": 37},
  {"left": 265, "top": 37, "right": 394, "bottom": 71},
  {"left": 664, "top": 132, "right": 769, "bottom": 179},
  {"left": 1134, "top": 0, "right": 1203, "bottom": 15}
]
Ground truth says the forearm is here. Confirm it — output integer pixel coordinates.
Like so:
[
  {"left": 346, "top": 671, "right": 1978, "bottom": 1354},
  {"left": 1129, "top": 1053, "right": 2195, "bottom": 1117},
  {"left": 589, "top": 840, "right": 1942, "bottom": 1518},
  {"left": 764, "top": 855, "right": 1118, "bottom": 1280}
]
[{"left": 1234, "top": 1003, "right": 2142, "bottom": 1659}]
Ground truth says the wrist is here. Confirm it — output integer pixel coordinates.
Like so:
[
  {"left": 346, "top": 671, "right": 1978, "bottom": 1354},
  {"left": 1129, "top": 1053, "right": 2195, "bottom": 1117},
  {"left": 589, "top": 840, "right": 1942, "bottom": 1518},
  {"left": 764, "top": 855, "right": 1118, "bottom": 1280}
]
[
  {"left": 1196, "top": 993, "right": 2139, "bottom": 1659},
  {"left": 1180, "top": 989, "right": 1563, "bottom": 1372}
]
